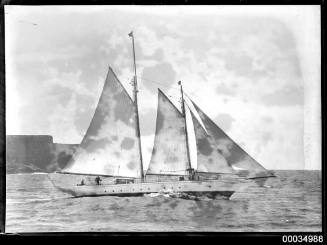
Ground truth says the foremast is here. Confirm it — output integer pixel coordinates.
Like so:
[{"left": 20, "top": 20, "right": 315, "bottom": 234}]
[
  {"left": 178, "top": 81, "right": 194, "bottom": 180},
  {"left": 129, "top": 31, "right": 144, "bottom": 181}
]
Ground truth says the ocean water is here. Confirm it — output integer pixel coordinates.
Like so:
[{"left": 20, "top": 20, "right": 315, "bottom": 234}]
[{"left": 5, "top": 170, "right": 321, "bottom": 232}]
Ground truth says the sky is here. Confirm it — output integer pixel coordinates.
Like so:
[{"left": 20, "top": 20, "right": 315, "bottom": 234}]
[{"left": 5, "top": 5, "right": 321, "bottom": 170}]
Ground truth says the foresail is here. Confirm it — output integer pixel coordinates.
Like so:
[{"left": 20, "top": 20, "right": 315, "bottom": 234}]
[
  {"left": 190, "top": 110, "right": 234, "bottom": 174},
  {"left": 63, "top": 67, "right": 141, "bottom": 178},
  {"left": 146, "top": 89, "right": 189, "bottom": 176},
  {"left": 191, "top": 100, "right": 272, "bottom": 178}
]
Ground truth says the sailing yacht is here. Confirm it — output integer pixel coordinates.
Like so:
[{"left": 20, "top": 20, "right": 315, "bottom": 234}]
[{"left": 48, "top": 33, "right": 274, "bottom": 199}]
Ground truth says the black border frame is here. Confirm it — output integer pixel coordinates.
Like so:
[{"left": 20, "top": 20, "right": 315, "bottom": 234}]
[{"left": 0, "top": 1, "right": 325, "bottom": 242}]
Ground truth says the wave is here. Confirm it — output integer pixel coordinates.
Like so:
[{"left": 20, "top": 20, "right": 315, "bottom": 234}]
[
  {"left": 7, "top": 196, "right": 72, "bottom": 204},
  {"left": 7, "top": 173, "right": 29, "bottom": 176},
  {"left": 144, "top": 191, "right": 217, "bottom": 201},
  {"left": 7, "top": 172, "right": 47, "bottom": 176}
]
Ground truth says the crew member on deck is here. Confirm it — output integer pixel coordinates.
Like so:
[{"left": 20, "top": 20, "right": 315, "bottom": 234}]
[{"left": 95, "top": 176, "right": 102, "bottom": 185}]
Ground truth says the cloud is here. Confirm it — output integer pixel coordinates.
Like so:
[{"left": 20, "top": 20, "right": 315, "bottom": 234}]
[
  {"left": 73, "top": 94, "right": 97, "bottom": 135},
  {"left": 262, "top": 132, "right": 272, "bottom": 146},
  {"left": 221, "top": 51, "right": 268, "bottom": 80},
  {"left": 48, "top": 94, "right": 81, "bottom": 143},
  {"left": 146, "top": 48, "right": 164, "bottom": 61},
  {"left": 141, "top": 62, "right": 177, "bottom": 92},
  {"left": 261, "top": 85, "right": 304, "bottom": 107},
  {"left": 214, "top": 113, "right": 235, "bottom": 132},
  {"left": 262, "top": 116, "right": 274, "bottom": 124},
  {"left": 216, "top": 83, "right": 237, "bottom": 96},
  {"left": 48, "top": 84, "right": 73, "bottom": 106}
]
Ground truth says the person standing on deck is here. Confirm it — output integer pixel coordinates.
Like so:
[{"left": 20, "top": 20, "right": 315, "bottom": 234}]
[{"left": 95, "top": 176, "right": 102, "bottom": 185}]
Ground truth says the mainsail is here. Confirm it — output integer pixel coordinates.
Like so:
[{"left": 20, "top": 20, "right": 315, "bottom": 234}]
[
  {"left": 146, "top": 89, "right": 189, "bottom": 176},
  {"left": 191, "top": 100, "right": 271, "bottom": 178},
  {"left": 190, "top": 110, "right": 234, "bottom": 174},
  {"left": 64, "top": 67, "right": 141, "bottom": 178}
]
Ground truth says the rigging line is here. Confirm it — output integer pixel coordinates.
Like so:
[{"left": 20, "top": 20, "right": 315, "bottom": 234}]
[
  {"left": 137, "top": 77, "right": 197, "bottom": 99},
  {"left": 182, "top": 91, "right": 198, "bottom": 102},
  {"left": 135, "top": 86, "right": 181, "bottom": 98},
  {"left": 167, "top": 94, "right": 181, "bottom": 100},
  {"left": 121, "top": 75, "right": 179, "bottom": 93},
  {"left": 137, "top": 84, "right": 182, "bottom": 98},
  {"left": 137, "top": 90, "right": 180, "bottom": 100},
  {"left": 120, "top": 75, "right": 184, "bottom": 99},
  {"left": 126, "top": 83, "right": 181, "bottom": 99},
  {"left": 138, "top": 89, "right": 183, "bottom": 106},
  {"left": 120, "top": 74, "right": 183, "bottom": 94},
  {"left": 137, "top": 76, "right": 181, "bottom": 91}
]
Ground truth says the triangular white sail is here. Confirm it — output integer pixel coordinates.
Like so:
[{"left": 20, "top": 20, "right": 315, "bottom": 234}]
[
  {"left": 190, "top": 110, "right": 234, "bottom": 174},
  {"left": 146, "top": 89, "right": 189, "bottom": 176},
  {"left": 191, "top": 100, "right": 272, "bottom": 178},
  {"left": 64, "top": 67, "right": 141, "bottom": 178}
]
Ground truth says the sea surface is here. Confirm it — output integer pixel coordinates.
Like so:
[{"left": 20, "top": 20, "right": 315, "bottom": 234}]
[{"left": 5, "top": 170, "right": 321, "bottom": 232}]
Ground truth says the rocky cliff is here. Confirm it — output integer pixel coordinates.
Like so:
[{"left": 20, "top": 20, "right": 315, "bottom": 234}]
[{"left": 6, "top": 135, "right": 78, "bottom": 174}]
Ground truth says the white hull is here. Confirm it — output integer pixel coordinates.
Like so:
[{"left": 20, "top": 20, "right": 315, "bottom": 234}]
[{"left": 48, "top": 172, "right": 255, "bottom": 199}]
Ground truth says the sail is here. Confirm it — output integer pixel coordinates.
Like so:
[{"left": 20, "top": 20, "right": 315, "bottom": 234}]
[
  {"left": 146, "top": 89, "right": 189, "bottom": 176},
  {"left": 64, "top": 67, "right": 141, "bottom": 178},
  {"left": 190, "top": 110, "right": 234, "bottom": 174},
  {"left": 191, "top": 100, "right": 272, "bottom": 178}
]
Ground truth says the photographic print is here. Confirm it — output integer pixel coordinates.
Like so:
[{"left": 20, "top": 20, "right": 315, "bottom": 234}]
[{"left": 4, "top": 5, "right": 321, "bottom": 233}]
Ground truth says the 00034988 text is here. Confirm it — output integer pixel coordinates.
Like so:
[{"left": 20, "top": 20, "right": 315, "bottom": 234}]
[{"left": 282, "top": 235, "right": 324, "bottom": 243}]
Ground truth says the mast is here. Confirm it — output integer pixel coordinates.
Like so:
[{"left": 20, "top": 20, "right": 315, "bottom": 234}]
[
  {"left": 178, "top": 81, "right": 193, "bottom": 179},
  {"left": 129, "top": 31, "right": 144, "bottom": 181}
]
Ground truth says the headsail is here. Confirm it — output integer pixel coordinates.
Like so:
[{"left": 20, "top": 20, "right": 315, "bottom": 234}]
[
  {"left": 191, "top": 100, "right": 272, "bottom": 178},
  {"left": 190, "top": 110, "right": 234, "bottom": 174},
  {"left": 64, "top": 67, "right": 142, "bottom": 178},
  {"left": 146, "top": 89, "right": 189, "bottom": 176}
]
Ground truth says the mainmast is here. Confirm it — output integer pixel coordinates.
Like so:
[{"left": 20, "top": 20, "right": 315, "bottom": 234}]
[
  {"left": 128, "top": 31, "right": 144, "bottom": 181},
  {"left": 178, "top": 81, "right": 193, "bottom": 179}
]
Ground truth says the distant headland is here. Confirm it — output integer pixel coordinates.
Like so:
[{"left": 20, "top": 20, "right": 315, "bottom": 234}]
[{"left": 6, "top": 135, "right": 78, "bottom": 174}]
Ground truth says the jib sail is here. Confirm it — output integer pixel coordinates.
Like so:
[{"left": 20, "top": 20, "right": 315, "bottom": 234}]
[
  {"left": 191, "top": 100, "right": 272, "bottom": 178},
  {"left": 190, "top": 109, "right": 234, "bottom": 174}
]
